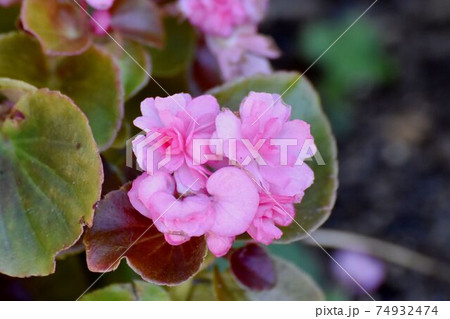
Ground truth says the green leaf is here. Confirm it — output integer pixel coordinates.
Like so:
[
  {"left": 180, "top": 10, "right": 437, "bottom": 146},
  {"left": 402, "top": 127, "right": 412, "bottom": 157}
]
[
  {"left": 0, "top": 32, "right": 124, "bottom": 150},
  {"left": 21, "top": 0, "right": 91, "bottom": 55},
  {"left": 0, "top": 77, "right": 37, "bottom": 103},
  {"left": 212, "top": 267, "right": 247, "bottom": 301},
  {"left": 209, "top": 72, "right": 338, "bottom": 242},
  {"left": 110, "top": 0, "right": 164, "bottom": 48},
  {"left": 300, "top": 15, "right": 395, "bottom": 93},
  {"left": 148, "top": 17, "right": 196, "bottom": 78},
  {"left": 188, "top": 282, "right": 216, "bottom": 301},
  {"left": 187, "top": 276, "right": 216, "bottom": 301},
  {"left": 213, "top": 257, "right": 325, "bottom": 301},
  {"left": 0, "top": 80, "right": 103, "bottom": 277},
  {"left": 81, "top": 280, "right": 170, "bottom": 301},
  {"left": 0, "top": 4, "right": 20, "bottom": 34},
  {"left": 84, "top": 185, "right": 208, "bottom": 286},
  {"left": 106, "top": 39, "right": 151, "bottom": 100}
]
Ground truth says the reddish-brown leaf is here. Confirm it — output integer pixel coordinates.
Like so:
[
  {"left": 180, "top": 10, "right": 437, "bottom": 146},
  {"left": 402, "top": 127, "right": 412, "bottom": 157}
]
[
  {"left": 110, "top": 0, "right": 164, "bottom": 48},
  {"left": 230, "top": 244, "right": 276, "bottom": 291},
  {"left": 84, "top": 185, "right": 207, "bottom": 285},
  {"left": 21, "top": 0, "right": 91, "bottom": 55}
]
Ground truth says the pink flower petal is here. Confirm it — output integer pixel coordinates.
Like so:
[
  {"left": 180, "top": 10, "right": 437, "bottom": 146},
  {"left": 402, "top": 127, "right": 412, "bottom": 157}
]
[
  {"left": 128, "top": 172, "right": 175, "bottom": 220},
  {"left": 247, "top": 215, "right": 283, "bottom": 245},
  {"left": 128, "top": 173, "right": 153, "bottom": 218},
  {"left": 215, "top": 109, "right": 242, "bottom": 139},
  {"left": 149, "top": 192, "right": 213, "bottom": 237},
  {"left": 173, "top": 163, "right": 207, "bottom": 193},
  {"left": 179, "top": 0, "right": 247, "bottom": 37},
  {"left": 207, "top": 167, "right": 259, "bottom": 237},
  {"left": 185, "top": 95, "right": 220, "bottom": 128},
  {"left": 206, "top": 27, "right": 280, "bottom": 81},
  {"left": 164, "top": 233, "right": 190, "bottom": 246},
  {"left": 240, "top": 92, "right": 291, "bottom": 131},
  {"left": 276, "top": 119, "right": 316, "bottom": 165},
  {"left": 155, "top": 94, "right": 191, "bottom": 117},
  {"left": 86, "top": 0, "right": 114, "bottom": 11},
  {"left": 206, "top": 233, "right": 234, "bottom": 257},
  {"left": 260, "top": 164, "right": 314, "bottom": 200},
  {"left": 134, "top": 98, "right": 163, "bottom": 130}
]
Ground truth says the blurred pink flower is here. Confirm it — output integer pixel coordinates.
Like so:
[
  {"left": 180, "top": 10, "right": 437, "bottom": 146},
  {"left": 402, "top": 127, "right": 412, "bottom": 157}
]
[
  {"left": 128, "top": 167, "right": 259, "bottom": 257},
  {"left": 206, "top": 25, "right": 280, "bottom": 80},
  {"left": 91, "top": 10, "right": 111, "bottom": 35},
  {"left": 132, "top": 94, "right": 220, "bottom": 193},
  {"left": 86, "top": 0, "right": 114, "bottom": 10},
  {"left": 179, "top": 0, "right": 268, "bottom": 37},
  {"left": 332, "top": 250, "right": 386, "bottom": 294},
  {"left": 0, "top": 0, "right": 20, "bottom": 6}
]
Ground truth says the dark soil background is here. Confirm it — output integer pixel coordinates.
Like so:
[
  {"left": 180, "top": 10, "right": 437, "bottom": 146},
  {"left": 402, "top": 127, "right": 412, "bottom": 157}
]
[{"left": 265, "top": 0, "right": 450, "bottom": 300}]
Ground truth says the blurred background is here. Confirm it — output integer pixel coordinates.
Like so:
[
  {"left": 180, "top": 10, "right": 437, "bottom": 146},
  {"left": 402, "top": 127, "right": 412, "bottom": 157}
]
[
  {"left": 263, "top": 0, "right": 450, "bottom": 300},
  {"left": 1, "top": 0, "right": 449, "bottom": 301}
]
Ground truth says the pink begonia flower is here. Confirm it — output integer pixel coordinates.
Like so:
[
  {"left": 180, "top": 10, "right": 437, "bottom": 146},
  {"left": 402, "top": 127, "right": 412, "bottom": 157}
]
[
  {"left": 91, "top": 10, "right": 111, "bottom": 35},
  {"left": 86, "top": 0, "right": 114, "bottom": 11},
  {"left": 213, "top": 92, "right": 316, "bottom": 244},
  {"left": 128, "top": 167, "right": 259, "bottom": 257},
  {"left": 178, "top": 0, "right": 268, "bottom": 38},
  {"left": 132, "top": 94, "right": 220, "bottom": 193},
  {"left": 206, "top": 25, "right": 280, "bottom": 81}
]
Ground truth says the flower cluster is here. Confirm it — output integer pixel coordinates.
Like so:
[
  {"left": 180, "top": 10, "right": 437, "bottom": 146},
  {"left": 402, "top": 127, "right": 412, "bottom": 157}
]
[
  {"left": 178, "top": 0, "right": 280, "bottom": 81},
  {"left": 128, "top": 92, "right": 317, "bottom": 257}
]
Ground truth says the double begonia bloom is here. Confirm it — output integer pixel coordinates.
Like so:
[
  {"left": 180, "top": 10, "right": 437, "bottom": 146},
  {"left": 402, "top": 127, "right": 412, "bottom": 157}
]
[
  {"left": 129, "top": 92, "right": 316, "bottom": 256},
  {"left": 132, "top": 94, "right": 220, "bottom": 193},
  {"left": 178, "top": 0, "right": 268, "bottom": 38},
  {"left": 213, "top": 92, "right": 316, "bottom": 243},
  {"left": 129, "top": 167, "right": 259, "bottom": 257}
]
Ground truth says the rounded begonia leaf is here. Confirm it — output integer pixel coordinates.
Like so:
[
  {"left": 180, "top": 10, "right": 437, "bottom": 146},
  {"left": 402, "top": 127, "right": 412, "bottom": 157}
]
[
  {"left": 209, "top": 72, "right": 338, "bottom": 243},
  {"left": 84, "top": 185, "right": 207, "bottom": 286},
  {"left": 21, "top": 0, "right": 91, "bottom": 55},
  {"left": 80, "top": 281, "right": 170, "bottom": 301},
  {"left": 110, "top": 0, "right": 164, "bottom": 48},
  {"left": 0, "top": 32, "right": 123, "bottom": 150},
  {"left": 213, "top": 257, "right": 324, "bottom": 301},
  {"left": 0, "top": 77, "right": 37, "bottom": 103},
  {"left": 0, "top": 4, "right": 20, "bottom": 34},
  {"left": 106, "top": 39, "right": 151, "bottom": 100},
  {"left": 0, "top": 82, "right": 103, "bottom": 277}
]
